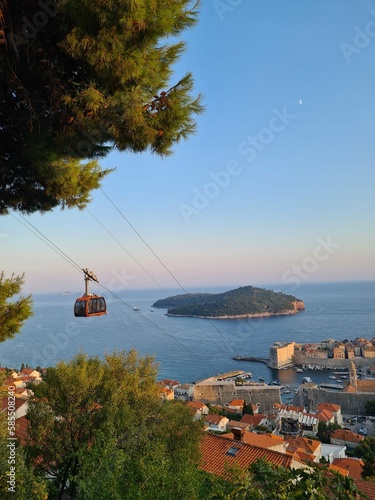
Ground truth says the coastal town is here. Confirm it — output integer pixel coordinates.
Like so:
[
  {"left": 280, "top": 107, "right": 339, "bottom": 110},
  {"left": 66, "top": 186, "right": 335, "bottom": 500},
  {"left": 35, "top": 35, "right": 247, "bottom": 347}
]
[{"left": 3, "top": 358, "right": 375, "bottom": 499}]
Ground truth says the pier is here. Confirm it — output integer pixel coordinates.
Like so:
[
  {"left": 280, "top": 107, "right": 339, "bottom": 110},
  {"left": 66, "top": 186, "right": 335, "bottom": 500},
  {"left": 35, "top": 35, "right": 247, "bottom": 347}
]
[
  {"left": 232, "top": 356, "right": 270, "bottom": 365},
  {"left": 319, "top": 383, "right": 344, "bottom": 390}
]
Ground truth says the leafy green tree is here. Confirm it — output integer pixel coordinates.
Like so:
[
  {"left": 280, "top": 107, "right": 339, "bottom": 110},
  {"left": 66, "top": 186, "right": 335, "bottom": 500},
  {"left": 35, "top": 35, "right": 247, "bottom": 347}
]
[
  {"left": 26, "top": 349, "right": 203, "bottom": 499},
  {"left": 354, "top": 436, "right": 375, "bottom": 479},
  {"left": 0, "top": 0, "right": 203, "bottom": 214},
  {"left": 316, "top": 421, "right": 341, "bottom": 444},
  {"left": 206, "top": 458, "right": 364, "bottom": 499},
  {"left": 242, "top": 403, "right": 254, "bottom": 416},
  {"left": 365, "top": 400, "right": 375, "bottom": 416},
  {"left": 0, "top": 272, "right": 32, "bottom": 343}
]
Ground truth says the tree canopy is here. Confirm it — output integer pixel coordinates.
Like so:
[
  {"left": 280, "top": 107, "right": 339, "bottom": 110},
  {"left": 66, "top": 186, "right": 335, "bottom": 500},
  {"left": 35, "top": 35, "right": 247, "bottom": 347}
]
[
  {"left": 0, "top": 0, "right": 203, "bottom": 214},
  {"left": 25, "top": 349, "right": 204, "bottom": 499},
  {"left": 0, "top": 272, "right": 32, "bottom": 343}
]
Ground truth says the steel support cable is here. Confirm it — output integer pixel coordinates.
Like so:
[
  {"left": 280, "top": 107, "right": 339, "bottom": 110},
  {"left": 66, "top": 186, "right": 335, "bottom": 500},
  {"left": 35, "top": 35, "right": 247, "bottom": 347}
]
[
  {"left": 100, "top": 188, "right": 240, "bottom": 357},
  {"left": 11, "top": 213, "right": 222, "bottom": 375},
  {"left": 87, "top": 207, "right": 235, "bottom": 361}
]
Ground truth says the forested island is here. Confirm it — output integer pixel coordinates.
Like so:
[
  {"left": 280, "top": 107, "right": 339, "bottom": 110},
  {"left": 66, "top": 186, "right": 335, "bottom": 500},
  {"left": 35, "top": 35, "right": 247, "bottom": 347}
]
[{"left": 152, "top": 286, "right": 305, "bottom": 319}]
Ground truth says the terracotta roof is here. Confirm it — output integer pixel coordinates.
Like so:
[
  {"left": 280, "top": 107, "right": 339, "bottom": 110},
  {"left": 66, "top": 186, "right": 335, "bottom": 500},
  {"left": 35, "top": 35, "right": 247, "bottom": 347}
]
[
  {"left": 228, "top": 399, "right": 245, "bottom": 407},
  {"left": 343, "top": 384, "right": 357, "bottom": 393},
  {"left": 20, "top": 369, "right": 39, "bottom": 376},
  {"left": 227, "top": 420, "right": 249, "bottom": 430},
  {"left": 316, "top": 402, "right": 341, "bottom": 413},
  {"left": 328, "top": 464, "right": 349, "bottom": 476},
  {"left": 274, "top": 403, "right": 305, "bottom": 413},
  {"left": 1, "top": 395, "right": 28, "bottom": 412},
  {"left": 357, "top": 380, "right": 375, "bottom": 392},
  {"left": 222, "top": 431, "right": 285, "bottom": 450},
  {"left": 160, "top": 387, "right": 173, "bottom": 394},
  {"left": 160, "top": 379, "right": 179, "bottom": 387},
  {"left": 186, "top": 401, "right": 206, "bottom": 410},
  {"left": 205, "top": 414, "right": 227, "bottom": 425},
  {"left": 316, "top": 409, "right": 334, "bottom": 422},
  {"left": 200, "top": 433, "right": 300, "bottom": 477},
  {"left": 330, "top": 429, "right": 364, "bottom": 444},
  {"left": 292, "top": 450, "right": 316, "bottom": 463},
  {"left": 15, "top": 416, "right": 29, "bottom": 446},
  {"left": 15, "top": 387, "right": 29, "bottom": 395},
  {"left": 354, "top": 480, "right": 375, "bottom": 500},
  {"left": 285, "top": 436, "right": 321, "bottom": 455},
  {"left": 240, "top": 414, "right": 266, "bottom": 427},
  {"left": 332, "top": 457, "right": 364, "bottom": 480}
]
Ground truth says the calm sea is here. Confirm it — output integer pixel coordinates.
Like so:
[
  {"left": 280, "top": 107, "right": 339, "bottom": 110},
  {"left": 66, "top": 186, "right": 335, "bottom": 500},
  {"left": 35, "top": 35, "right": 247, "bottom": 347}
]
[{"left": 2, "top": 281, "right": 375, "bottom": 394}]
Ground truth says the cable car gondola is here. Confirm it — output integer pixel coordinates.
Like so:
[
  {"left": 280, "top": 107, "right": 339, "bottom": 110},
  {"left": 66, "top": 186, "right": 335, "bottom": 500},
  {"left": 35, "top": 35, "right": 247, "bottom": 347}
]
[{"left": 74, "top": 269, "right": 106, "bottom": 317}]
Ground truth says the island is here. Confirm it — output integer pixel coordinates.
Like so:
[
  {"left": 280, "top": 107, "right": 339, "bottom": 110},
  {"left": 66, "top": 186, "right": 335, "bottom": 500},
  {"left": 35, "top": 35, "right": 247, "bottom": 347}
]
[{"left": 152, "top": 286, "right": 305, "bottom": 319}]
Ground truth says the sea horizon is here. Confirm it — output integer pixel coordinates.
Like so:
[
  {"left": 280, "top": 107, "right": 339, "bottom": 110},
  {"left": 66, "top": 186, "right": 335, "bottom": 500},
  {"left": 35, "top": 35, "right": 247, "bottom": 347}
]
[{"left": 2, "top": 280, "right": 375, "bottom": 389}]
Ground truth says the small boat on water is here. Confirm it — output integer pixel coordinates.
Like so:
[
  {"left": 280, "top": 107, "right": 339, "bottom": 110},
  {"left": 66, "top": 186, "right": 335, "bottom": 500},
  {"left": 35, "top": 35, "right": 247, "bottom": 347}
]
[
  {"left": 329, "top": 376, "right": 337, "bottom": 379},
  {"left": 133, "top": 307, "right": 140, "bottom": 311},
  {"left": 296, "top": 368, "right": 303, "bottom": 373},
  {"left": 259, "top": 376, "right": 265, "bottom": 381},
  {"left": 302, "top": 376, "right": 312, "bottom": 383}
]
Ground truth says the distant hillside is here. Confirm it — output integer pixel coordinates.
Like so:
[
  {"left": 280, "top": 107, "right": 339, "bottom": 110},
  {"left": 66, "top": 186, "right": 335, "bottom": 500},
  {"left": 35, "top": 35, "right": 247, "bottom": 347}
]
[{"left": 152, "top": 286, "right": 305, "bottom": 319}]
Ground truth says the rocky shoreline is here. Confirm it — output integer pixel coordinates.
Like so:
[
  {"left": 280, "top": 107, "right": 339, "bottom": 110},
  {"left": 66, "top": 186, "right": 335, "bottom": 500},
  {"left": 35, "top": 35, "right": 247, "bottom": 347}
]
[{"left": 166, "top": 301, "right": 305, "bottom": 320}]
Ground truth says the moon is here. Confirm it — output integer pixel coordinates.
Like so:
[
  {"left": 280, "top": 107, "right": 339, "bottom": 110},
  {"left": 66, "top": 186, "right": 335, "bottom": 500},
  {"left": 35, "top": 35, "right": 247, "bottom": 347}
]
[{"left": 298, "top": 99, "right": 303, "bottom": 105}]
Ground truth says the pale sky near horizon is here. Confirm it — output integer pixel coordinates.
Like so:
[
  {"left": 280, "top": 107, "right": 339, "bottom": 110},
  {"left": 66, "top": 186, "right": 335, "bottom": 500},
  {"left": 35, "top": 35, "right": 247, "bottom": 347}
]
[{"left": 1, "top": 0, "right": 375, "bottom": 295}]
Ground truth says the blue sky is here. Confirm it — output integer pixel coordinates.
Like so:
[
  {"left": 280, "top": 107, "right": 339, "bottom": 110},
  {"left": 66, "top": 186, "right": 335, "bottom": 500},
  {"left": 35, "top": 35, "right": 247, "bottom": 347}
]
[{"left": 2, "top": 0, "right": 375, "bottom": 294}]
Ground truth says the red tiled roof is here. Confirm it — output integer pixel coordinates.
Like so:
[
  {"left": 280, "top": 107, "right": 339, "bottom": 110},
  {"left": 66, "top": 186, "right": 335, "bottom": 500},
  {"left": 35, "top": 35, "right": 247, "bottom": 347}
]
[
  {"left": 331, "top": 429, "right": 364, "bottom": 444},
  {"left": 316, "top": 409, "right": 334, "bottom": 422},
  {"left": 20, "top": 368, "right": 39, "bottom": 376},
  {"left": 240, "top": 413, "right": 266, "bottom": 427},
  {"left": 160, "top": 379, "right": 179, "bottom": 386},
  {"left": 228, "top": 399, "right": 245, "bottom": 407},
  {"left": 15, "top": 416, "right": 29, "bottom": 446},
  {"left": 274, "top": 403, "right": 305, "bottom": 413},
  {"left": 1, "top": 395, "right": 27, "bottom": 412},
  {"left": 200, "top": 433, "right": 300, "bottom": 477},
  {"left": 285, "top": 436, "right": 321, "bottom": 455},
  {"left": 222, "top": 431, "right": 285, "bottom": 450},
  {"left": 332, "top": 457, "right": 364, "bottom": 480},
  {"left": 205, "top": 414, "right": 226, "bottom": 425},
  {"left": 328, "top": 464, "right": 349, "bottom": 476},
  {"left": 227, "top": 421, "right": 249, "bottom": 430},
  {"left": 343, "top": 384, "right": 357, "bottom": 393},
  {"left": 186, "top": 401, "right": 206, "bottom": 410},
  {"left": 316, "top": 402, "right": 341, "bottom": 413},
  {"left": 354, "top": 480, "right": 375, "bottom": 500}
]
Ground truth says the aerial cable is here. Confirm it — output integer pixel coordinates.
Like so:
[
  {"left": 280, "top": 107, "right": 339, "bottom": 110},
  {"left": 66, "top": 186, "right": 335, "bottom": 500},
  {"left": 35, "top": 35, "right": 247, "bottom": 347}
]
[
  {"left": 12, "top": 213, "right": 82, "bottom": 274},
  {"left": 100, "top": 188, "right": 240, "bottom": 357},
  {"left": 86, "top": 207, "right": 234, "bottom": 357},
  {"left": 11, "top": 213, "right": 222, "bottom": 375},
  {"left": 89, "top": 278, "right": 220, "bottom": 374},
  {"left": 86, "top": 208, "right": 170, "bottom": 296}
]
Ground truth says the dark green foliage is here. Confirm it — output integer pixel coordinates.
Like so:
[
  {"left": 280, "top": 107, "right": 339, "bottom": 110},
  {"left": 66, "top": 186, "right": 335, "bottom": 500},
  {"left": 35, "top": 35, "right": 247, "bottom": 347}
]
[
  {"left": 26, "top": 349, "right": 204, "bottom": 499},
  {"left": 0, "top": 0, "right": 203, "bottom": 214},
  {"left": 0, "top": 400, "right": 48, "bottom": 499},
  {"left": 242, "top": 404, "right": 254, "bottom": 416},
  {"left": 354, "top": 436, "right": 375, "bottom": 479},
  {"left": 206, "top": 458, "right": 364, "bottom": 499},
  {"left": 0, "top": 272, "right": 33, "bottom": 343},
  {"left": 316, "top": 421, "right": 341, "bottom": 444},
  {"left": 154, "top": 286, "right": 304, "bottom": 318},
  {"left": 365, "top": 400, "right": 375, "bottom": 416},
  {"left": 153, "top": 292, "right": 214, "bottom": 309}
]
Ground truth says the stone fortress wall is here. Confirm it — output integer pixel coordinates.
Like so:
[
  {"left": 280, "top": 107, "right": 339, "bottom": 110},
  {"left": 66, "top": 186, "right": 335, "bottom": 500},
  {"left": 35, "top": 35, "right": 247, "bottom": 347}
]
[
  {"left": 298, "top": 385, "right": 375, "bottom": 415},
  {"left": 193, "top": 377, "right": 281, "bottom": 413}
]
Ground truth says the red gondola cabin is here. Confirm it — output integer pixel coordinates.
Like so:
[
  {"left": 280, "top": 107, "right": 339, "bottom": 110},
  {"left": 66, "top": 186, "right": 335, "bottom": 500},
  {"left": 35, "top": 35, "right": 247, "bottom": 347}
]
[
  {"left": 74, "top": 295, "right": 106, "bottom": 317},
  {"left": 74, "top": 268, "right": 107, "bottom": 317}
]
